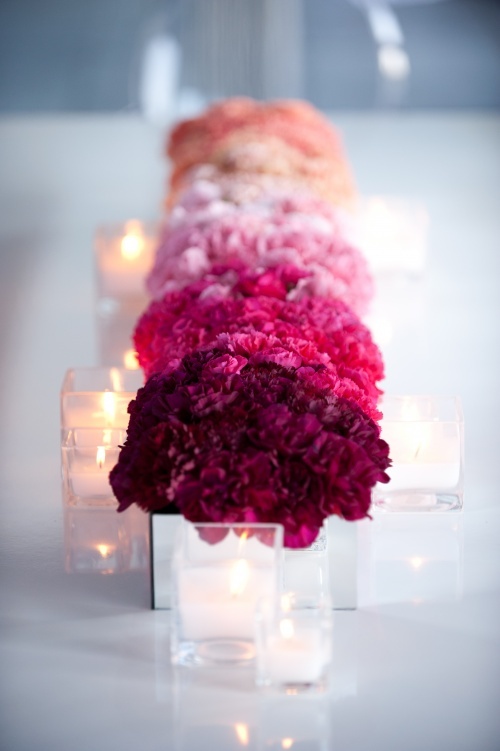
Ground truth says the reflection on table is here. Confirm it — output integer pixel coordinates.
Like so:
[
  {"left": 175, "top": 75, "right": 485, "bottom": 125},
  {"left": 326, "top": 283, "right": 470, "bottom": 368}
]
[
  {"left": 64, "top": 504, "right": 149, "bottom": 575},
  {"left": 359, "top": 514, "right": 463, "bottom": 607}
]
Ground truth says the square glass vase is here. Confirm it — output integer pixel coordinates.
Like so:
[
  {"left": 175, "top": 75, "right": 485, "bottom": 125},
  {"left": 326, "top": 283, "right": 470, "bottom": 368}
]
[
  {"left": 61, "top": 427, "right": 125, "bottom": 507},
  {"left": 61, "top": 366, "right": 142, "bottom": 430},
  {"left": 170, "top": 520, "right": 284, "bottom": 666},
  {"left": 373, "top": 395, "right": 464, "bottom": 513}
]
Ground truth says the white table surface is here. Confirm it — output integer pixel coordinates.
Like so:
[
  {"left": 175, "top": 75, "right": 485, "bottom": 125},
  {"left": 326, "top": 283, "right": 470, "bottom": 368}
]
[{"left": 0, "top": 113, "right": 499, "bottom": 751}]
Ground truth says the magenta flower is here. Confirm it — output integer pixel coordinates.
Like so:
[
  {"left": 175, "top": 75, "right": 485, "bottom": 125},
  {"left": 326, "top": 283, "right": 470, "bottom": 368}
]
[{"left": 110, "top": 347, "right": 390, "bottom": 548}]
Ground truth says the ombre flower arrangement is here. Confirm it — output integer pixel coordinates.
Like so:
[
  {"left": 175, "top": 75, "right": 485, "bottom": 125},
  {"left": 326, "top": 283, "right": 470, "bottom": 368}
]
[
  {"left": 147, "top": 189, "right": 373, "bottom": 315},
  {"left": 110, "top": 346, "right": 390, "bottom": 548},
  {"left": 135, "top": 263, "right": 384, "bottom": 409}
]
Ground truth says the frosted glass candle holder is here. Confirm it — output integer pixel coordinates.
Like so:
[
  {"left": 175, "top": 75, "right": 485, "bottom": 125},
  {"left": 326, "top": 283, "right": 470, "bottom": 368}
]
[
  {"left": 61, "top": 428, "right": 125, "bottom": 506},
  {"left": 171, "top": 521, "right": 283, "bottom": 666},
  {"left": 95, "top": 220, "right": 157, "bottom": 302},
  {"left": 255, "top": 593, "right": 333, "bottom": 693},
  {"left": 373, "top": 396, "right": 464, "bottom": 512},
  {"left": 354, "top": 196, "right": 429, "bottom": 275},
  {"left": 61, "top": 367, "right": 143, "bottom": 429}
]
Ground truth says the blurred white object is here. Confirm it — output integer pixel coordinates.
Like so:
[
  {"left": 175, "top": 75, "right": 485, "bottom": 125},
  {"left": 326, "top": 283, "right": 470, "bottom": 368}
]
[
  {"left": 354, "top": 196, "right": 429, "bottom": 275},
  {"left": 139, "top": 34, "right": 180, "bottom": 126}
]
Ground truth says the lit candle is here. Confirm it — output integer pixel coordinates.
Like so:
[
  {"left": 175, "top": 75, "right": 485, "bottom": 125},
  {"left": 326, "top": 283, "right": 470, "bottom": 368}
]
[
  {"left": 68, "top": 445, "right": 115, "bottom": 499},
  {"left": 264, "top": 617, "right": 326, "bottom": 686},
  {"left": 382, "top": 399, "right": 461, "bottom": 491},
  {"left": 61, "top": 367, "right": 142, "bottom": 429},
  {"left": 177, "top": 558, "right": 274, "bottom": 642},
  {"left": 95, "top": 220, "right": 156, "bottom": 299}
]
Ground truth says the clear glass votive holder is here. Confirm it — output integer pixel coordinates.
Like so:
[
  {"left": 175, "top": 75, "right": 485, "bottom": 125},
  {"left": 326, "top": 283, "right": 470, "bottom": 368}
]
[
  {"left": 354, "top": 196, "right": 429, "bottom": 275},
  {"left": 255, "top": 593, "right": 333, "bottom": 693},
  {"left": 95, "top": 220, "right": 157, "bottom": 302},
  {"left": 373, "top": 395, "right": 464, "bottom": 512},
  {"left": 61, "top": 367, "right": 143, "bottom": 429},
  {"left": 283, "top": 523, "right": 330, "bottom": 605},
  {"left": 61, "top": 428, "right": 125, "bottom": 506},
  {"left": 171, "top": 520, "right": 284, "bottom": 667}
]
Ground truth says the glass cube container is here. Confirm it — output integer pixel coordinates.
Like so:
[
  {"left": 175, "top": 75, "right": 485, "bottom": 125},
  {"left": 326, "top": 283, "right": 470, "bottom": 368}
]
[
  {"left": 61, "top": 427, "right": 125, "bottom": 507},
  {"left": 95, "top": 220, "right": 157, "bottom": 304},
  {"left": 171, "top": 520, "right": 283, "bottom": 666},
  {"left": 255, "top": 593, "right": 333, "bottom": 693},
  {"left": 60, "top": 367, "right": 143, "bottom": 429},
  {"left": 373, "top": 395, "right": 464, "bottom": 512}
]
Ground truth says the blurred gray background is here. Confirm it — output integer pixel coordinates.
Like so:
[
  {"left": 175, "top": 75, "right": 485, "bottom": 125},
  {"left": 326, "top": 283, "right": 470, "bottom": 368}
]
[{"left": 0, "top": 0, "right": 499, "bottom": 114}]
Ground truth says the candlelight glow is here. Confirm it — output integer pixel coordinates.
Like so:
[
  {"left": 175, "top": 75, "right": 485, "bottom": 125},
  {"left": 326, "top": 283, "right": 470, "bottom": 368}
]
[
  {"left": 234, "top": 723, "right": 249, "bottom": 746},
  {"left": 96, "top": 544, "right": 112, "bottom": 559},
  {"left": 96, "top": 446, "right": 106, "bottom": 469},
  {"left": 123, "top": 349, "right": 140, "bottom": 369},
  {"left": 409, "top": 556, "right": 425, "bottom": 570},
  {"left": 121, "top": 221, "right": 144, "bottom": 260},
  {"left": 102, "top": 429, "right": 112, "bottom": 446},
  {"left": 281, "top": 593, "right": 292, "bottom": 612},
  {"left": 282, "top": 739, "right": 294, "bottom": 750},
  {"left": 280, "top": 618, "right": 294, "bottom": 639},
  {"left": 110, "top": 367, "right": 123, "bottom": 392},
  {"left": 229, "top": 559, "right": 250, "bottom": 597},
  {"left": 102, "top": 391, "right": 117, "bottom": 424}
]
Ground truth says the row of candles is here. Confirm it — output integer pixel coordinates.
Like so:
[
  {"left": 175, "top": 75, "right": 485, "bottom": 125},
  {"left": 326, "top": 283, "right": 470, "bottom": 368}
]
[{"left": 61, "top": 365, "right": 464, "bottom": 514}]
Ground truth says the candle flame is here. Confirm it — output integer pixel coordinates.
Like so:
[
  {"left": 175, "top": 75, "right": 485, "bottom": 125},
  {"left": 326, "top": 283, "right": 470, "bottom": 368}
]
[
  {"left": 96, "top": 544, "right": 112, "bottom": 559},
  {"left": 281, "top": 593, "right": 292, "bottom": 612},
  {"left": 120, "top": 221, "right": 144, "bottom": 260},
  {"left": 229, "top": 559, "right": 250, "bottom": 598},
  {"left": 102, "top": 391, "right": 117, "bottom": 425},
  {"left": 123, "top": 349, "right": 139, "bottom": 369},
  {"left": 280, "top": 618, "right": 294, "bottom": 639},
  {"left": 409, "top": 556, "right": 425, "bottom": 570},
  {"left": 96, "top": 445, "right": 106, "bottom": 469},
  {"left": 234, "top": 724, "right": 249, "bottom": 746},
  {"left": 110, "top": 368, "right": 123, "bottom": 392},
  {"left": 282, "top": 740, "right": 294, "bottom": 750}
]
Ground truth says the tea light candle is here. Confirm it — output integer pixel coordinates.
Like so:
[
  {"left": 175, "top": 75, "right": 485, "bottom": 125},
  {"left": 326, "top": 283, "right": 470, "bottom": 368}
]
[
  {"left": 61, "top": 367, "right": 143, "bottom": 430},
  {"left": 69, "top": 445, "right": 114, "bottom": 498},
  {"left": 266, "top": 618, "right": 326, "bottom": 685},
  {"left": 95, "top": 220, "right": 156, "bottom": 299},
  {"left": 255, "top": 595, "right": 332, "bottom": 690}
]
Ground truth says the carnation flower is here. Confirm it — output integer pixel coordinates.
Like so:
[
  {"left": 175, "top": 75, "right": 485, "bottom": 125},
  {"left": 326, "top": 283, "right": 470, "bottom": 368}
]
[
  {"left": 135, "top": 264, "right": 384, "bottom": 402},
  {"left": 147, "top": 192, "right": 373, "bottom": 315},
  {"left": 110, "top": 347, "right": 390, "bottom": 548}
]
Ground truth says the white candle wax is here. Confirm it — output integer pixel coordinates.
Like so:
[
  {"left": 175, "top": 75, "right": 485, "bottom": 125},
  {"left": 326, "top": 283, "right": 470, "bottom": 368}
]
[
  {"left": 266, "top": 623, "right": 326, "bottom": 684},
  {"left": 69, "top": 471, "right": 113, "bottom": 498},
  {"left": 382, "top": 413, "right": 461, "bottom": 493},
  {"left": 387, "top": 462, "right": 460, "bottom": 491},
  {"left": 178, "top": 564, "right": 275, "bottom": 641}
]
